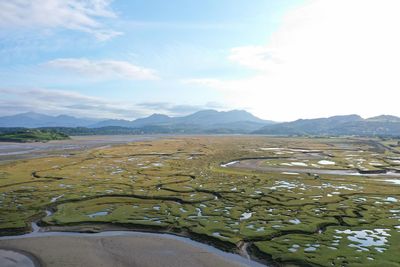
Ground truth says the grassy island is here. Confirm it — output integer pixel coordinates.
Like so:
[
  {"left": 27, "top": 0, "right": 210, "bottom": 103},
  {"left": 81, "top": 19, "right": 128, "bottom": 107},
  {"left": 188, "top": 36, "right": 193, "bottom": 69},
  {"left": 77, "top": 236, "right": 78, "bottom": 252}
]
[{"left": 0, "top": 129, "right": 70, "bottom": 143}]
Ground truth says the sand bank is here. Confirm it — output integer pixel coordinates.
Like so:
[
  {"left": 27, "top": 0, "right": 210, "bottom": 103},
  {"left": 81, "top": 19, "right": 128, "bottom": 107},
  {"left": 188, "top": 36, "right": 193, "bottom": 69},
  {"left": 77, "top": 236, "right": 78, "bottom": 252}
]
[{"left": 0, "top": 232, "right": 262, "bottom": 267}]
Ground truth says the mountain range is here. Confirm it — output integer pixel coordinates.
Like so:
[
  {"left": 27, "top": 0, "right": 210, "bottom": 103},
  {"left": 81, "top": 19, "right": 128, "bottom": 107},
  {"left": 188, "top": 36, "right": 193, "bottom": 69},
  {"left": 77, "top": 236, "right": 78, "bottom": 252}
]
[
  {"left": 254, "top": 114, "right": 400, "bottom": 136},
  {"left": 0, "top": 112, "right": 100, "bottom": 128},
  {"left": 0, "top": 110, "right": 274, "bottom": 134},
  {"left": 0, "top": 111, "right": 400, "bottom": 136}
]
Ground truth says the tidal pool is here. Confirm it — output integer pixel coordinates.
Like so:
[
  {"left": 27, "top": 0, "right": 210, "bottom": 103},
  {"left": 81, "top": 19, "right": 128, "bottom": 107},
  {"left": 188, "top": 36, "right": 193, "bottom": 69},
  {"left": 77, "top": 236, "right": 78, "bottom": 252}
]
[
  {"left": 240, "top": 212, "right": 252, "bottom": 220},
  {"left": 335, "top": 229, "right": 390, "bottom": 252},
  {"left": 318, "top": 160, "right": 335, "bottom": 165},
  {"left": 88, "top": 211, "right": 109, "bottom": 218},
  {"left": 0, "top": 249, "right": 37, "bottom": 267}
]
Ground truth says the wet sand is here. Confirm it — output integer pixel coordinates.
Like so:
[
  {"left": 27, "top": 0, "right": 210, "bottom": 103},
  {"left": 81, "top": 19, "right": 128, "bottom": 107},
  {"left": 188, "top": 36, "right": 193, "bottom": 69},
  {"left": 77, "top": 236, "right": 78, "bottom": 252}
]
[
  {"left": 225, "top": 159, "right": 400, "bottom": 177},
  {"left": 0, "top": 233, "right": 257, "bottom": 267},
  {"left": 0, "top": 135, "right": 158, "bottom": 162},
  {"left": 0, "top": 249, "right": 40, "bottom": 267}
]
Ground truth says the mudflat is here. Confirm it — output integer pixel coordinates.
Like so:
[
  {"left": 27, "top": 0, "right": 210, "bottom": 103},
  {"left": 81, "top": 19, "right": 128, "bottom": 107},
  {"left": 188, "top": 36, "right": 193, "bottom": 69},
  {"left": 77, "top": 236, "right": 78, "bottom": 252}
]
[
  {"left": 0, "top": 135, "right": 156, "bottom": 162},
  {"left": 0, "top": 248, "right": 39, "bottom": 267},
  {"left": 0, "top": 234, "right": 251, "bottom": 267}
]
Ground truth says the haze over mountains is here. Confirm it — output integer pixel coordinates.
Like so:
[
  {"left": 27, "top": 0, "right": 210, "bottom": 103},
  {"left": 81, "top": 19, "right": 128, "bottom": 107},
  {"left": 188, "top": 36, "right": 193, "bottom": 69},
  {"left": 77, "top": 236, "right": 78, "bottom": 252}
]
[
  {"left": 0, "top": 112, "right": 100, "bottom": 128},
  {"left": 254, "top": 114, "right": 400, "bottom": 136},
  {"left": 0, "top": 111, "right": 400, "bottom": 136},
  {"left": 92, "top": 109, "right": 272, "bottom": 129},
  {"left": 0, "top": 110, "right": 274, "bottom": 134}
]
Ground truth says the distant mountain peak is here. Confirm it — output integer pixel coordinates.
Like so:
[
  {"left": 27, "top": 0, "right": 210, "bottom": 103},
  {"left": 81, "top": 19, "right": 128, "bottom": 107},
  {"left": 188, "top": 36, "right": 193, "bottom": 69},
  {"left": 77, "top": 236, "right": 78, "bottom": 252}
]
[
  {"left": 190, "top": 109, "right": 219, "bottom": 115},
  {"left": 177, "top": 109, "right": 270, "bottom": 125},
  {"left": 19, "top": 112, "right": 52, "bottom": 118},
  {"left": 0, "top": 112, "right": 100, "bottom": 128},
  {"left": 147, "top": 113, "right": 170, "bottom": 118},
  {"left": 21, "top": 111, "right": 42, "bottom": 115},
  {"left": 367, "top": 115, "right": 400, "bottom": 122}
]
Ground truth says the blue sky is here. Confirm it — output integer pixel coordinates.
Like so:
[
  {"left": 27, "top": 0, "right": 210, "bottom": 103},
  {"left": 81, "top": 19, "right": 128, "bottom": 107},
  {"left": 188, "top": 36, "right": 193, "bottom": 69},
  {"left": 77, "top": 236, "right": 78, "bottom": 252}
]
[{"left": 1, "top": 0, "right": 399, "bottom": 120}]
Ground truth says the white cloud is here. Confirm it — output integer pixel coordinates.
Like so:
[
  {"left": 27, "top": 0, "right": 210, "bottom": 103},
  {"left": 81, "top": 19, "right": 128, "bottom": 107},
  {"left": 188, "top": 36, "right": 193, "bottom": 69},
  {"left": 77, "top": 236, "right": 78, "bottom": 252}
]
[
  {"left": 0, "top": 0, "right": 121, "bottom": 41},
  {"left": 137, "top": 101, "right": 226, "bottom": 116},
  {"left": 228, "top": 46, "right": 281, "bottom": 71},
  {"left": 187, "top": 0, "right": 400, "bottom": 121},
  {"left": 0, "top": 88, "right": 138, "bottom": 118},
  {"left": 46, "top": 58, "right": 159, "bottom": 80}
]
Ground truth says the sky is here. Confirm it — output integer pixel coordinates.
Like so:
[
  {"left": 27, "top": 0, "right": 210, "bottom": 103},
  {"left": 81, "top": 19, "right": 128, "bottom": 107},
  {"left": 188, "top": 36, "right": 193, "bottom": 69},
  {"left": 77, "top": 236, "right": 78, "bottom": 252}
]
[{"left": 0, "top": 0, "right": 399, "bottom": 121}]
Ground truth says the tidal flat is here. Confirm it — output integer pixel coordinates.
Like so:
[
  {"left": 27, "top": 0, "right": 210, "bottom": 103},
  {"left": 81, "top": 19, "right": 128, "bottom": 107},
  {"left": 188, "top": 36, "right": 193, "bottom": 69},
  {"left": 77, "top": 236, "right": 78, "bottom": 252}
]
[{"left": 0, "top": 136, "right": 400, "bottom": 266}]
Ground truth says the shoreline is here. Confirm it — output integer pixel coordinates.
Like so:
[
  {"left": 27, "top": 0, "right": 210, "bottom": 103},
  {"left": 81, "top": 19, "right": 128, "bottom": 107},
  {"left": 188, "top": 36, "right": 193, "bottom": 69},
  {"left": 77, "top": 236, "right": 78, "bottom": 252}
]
[
  {"left": 222, "top": 158, "right": 400, "bottom": 178},
  {"left": 0, "top": 135, "right": 159, "bottom": 163},
  {"left": 0, "top": 207, "right": 268, "bottom": 267},
  {"left": 0, "top": 247, "right": 42, "bottom": 267},
  {"left": 0, "top": 229, "right": 266, "bottom": 267}
]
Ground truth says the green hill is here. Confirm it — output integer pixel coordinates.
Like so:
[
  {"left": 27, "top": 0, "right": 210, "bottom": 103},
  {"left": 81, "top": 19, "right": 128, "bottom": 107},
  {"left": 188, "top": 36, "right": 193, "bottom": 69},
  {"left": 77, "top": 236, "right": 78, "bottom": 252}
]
[{"left": 0, "top": 129, "right": 70, "bottom": 143}]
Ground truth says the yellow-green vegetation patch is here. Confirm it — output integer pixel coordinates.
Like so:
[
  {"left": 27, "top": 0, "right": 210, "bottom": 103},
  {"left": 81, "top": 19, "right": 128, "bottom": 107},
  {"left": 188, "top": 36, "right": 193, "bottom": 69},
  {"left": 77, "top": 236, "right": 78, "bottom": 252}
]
[{"left": 255, "top": 227, "right": 400, "bottom": 267}]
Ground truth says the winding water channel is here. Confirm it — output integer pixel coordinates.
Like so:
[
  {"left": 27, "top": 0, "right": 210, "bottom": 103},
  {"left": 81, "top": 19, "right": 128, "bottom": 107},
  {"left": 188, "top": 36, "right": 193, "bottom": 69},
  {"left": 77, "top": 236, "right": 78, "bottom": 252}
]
[{"left": 222, "top": 159, "right": 400, "bottom": 178}]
